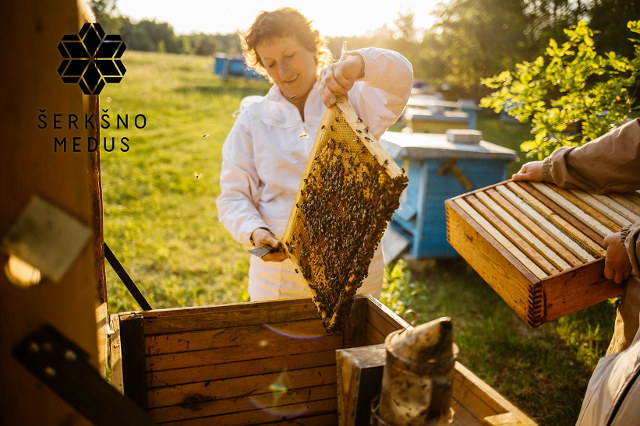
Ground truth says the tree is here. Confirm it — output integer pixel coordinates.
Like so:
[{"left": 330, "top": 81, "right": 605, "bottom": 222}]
[
  {"left": 428, "top": 0, "right": 533, "bottom": 97},
  {"left": 481, "top": 20, "right": 640, "bottom": 160},
  {"left": 194, "top": 35, "right": 217, "bottom": 56},
  {"left": 588, "top": 0, "right": 640, "bottom": 59},
  {"left": 89, "top": 0, "right": 122, "bottom": 33}
]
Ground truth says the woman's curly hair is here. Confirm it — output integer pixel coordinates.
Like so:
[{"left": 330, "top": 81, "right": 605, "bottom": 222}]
[{"left": 241, "top": 7, "right": 333, "bottom": 79}]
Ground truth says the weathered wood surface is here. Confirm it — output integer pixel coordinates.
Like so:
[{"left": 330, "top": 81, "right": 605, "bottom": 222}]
[
  {"left": 337, "top": 344, "right": 386, "bottom": 426},
  {"left": 0, "top": 1, "right": 101, "bottom": 425},
  {"left": 446, "top": 180, "right": 637, "bottom": 327},
  {"left": 112, "top": 295, "right": 536, "bottom": 425}
]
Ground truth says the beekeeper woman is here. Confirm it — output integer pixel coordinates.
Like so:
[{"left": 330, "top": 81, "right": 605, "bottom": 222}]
[{"left": 216, "top": 7, "right": 412, "bottom": 301}]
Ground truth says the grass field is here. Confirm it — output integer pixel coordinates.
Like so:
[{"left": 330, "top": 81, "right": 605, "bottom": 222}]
[{"left": 101, "top": 51, "right": 615, "bottom": 425}]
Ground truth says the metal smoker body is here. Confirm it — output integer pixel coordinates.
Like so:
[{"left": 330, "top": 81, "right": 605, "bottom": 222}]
[{"left": 373, "top": 317, "right": 457, "bottom": 425}]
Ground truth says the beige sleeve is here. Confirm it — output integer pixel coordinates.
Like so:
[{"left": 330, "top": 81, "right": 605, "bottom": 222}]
[
  {"left": 541, "top": 118, "right": 640, "bottom": 194},
  {"left": 623, "top": 222, "right": 640, "bottom": 278}
]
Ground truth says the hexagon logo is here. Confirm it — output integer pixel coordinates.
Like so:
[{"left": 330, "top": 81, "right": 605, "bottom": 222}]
[{"left": 57, "top": 23, "right": 126, "bottom": 95}]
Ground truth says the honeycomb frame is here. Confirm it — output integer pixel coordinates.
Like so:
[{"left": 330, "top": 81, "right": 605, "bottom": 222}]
[{"left": 282, "top": 98, "right": 408, "bottom": 333}]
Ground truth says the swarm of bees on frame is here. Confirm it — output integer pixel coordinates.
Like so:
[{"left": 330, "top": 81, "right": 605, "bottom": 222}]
[{"left": 282, "top": 101, "right": 408, "bottom": 333}]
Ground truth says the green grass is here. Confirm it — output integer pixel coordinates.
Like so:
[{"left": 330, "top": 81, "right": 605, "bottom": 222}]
[{"left": 102, "top": 51, "right": 614, "bottom": 425}]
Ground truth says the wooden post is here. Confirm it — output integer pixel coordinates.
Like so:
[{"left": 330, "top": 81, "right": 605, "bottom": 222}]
[
  {"left": 336, "top": 344, "right": 386, "bottom": 426},
  {"left": 0, "top": 1, "right": 102, "bottom": 424}
]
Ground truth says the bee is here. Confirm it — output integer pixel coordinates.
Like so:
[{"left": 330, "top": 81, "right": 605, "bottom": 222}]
[
  {"left": 321, "top": 125, "right": 325, "bottom": 129},
  {"left": 330, "top": 125, "right": 335, "bottom": 131}
]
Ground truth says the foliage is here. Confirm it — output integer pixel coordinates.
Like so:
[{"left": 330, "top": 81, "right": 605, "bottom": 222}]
[
  {"left": 480, "top": 20, "right": 640, "bottom": 159},
  {"left": 93, "top": 0, "right": 640, "bottom": 96},
  {"left": 590, "top": 0, "right": 640, "bottom": 59}
]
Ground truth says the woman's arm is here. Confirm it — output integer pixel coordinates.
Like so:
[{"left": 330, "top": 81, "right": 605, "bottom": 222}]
[
  {"left": 318, "top": 47, "right": 413, "bottom": 139},
  {"left": 216, "top": 113, "right": 269, "bottom": 246}
]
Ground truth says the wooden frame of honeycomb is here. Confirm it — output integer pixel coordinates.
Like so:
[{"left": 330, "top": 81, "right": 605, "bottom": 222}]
[{"left": 282, "top": 98, "right": 408, "bottom": 333}]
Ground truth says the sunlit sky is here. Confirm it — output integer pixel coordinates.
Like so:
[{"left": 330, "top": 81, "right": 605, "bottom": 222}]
[{"left": 115, "top": 0, "right": 446, "bottom": 37}]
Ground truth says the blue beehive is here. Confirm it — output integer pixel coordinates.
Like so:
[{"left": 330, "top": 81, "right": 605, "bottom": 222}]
[
  {"left": 381, "top": 130, "right": 517, "bottom": 259},
  {"left": 403, "top": 95, "right": 481, "bottom": 132},
  {"left": 214, "top": 54, "right": 264, "bottom": 80}
]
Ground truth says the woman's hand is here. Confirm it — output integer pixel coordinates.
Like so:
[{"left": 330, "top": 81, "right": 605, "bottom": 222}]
[
  {"left": 603, "top": 232, "right": 632, "bottom": 284},
  {"left": 318, "top": 51, "right": 365, "bottom": 108},
  {"left": 251, "top": 228, "right": 288, "bottom": 262},
  {"left": 512, "top": 161, "right": 544, "bottom": 182}
]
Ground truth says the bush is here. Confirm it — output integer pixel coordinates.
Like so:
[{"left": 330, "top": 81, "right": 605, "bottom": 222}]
[{"left": 480, "top": 20, "right": 640, "bottom": 160}]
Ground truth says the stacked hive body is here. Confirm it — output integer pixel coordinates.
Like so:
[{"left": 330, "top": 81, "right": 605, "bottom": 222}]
[
  {"left": 110, "top": 296, "right": 536, "bottom": 425},
  {"left": 282, "top": 98, "right": 408, "bottom": 333},
  {"left": 446, "top": 180, "right": 640, "bottom": 327}
]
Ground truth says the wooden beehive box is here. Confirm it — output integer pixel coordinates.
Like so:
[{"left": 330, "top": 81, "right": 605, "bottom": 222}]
[
  {"left": 446, "top": 180, "right": 640, "bottom": 327},
  {"left": 110, "top": 295, "right": 535, "bottom": 425}
]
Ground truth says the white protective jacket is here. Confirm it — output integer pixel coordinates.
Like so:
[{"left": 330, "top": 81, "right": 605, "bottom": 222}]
[{"left": 217, "top": 47, "right": 413, "bottom": 301}]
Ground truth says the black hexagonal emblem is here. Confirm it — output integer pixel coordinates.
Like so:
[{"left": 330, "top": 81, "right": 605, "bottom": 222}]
[{"left": 58, "top": 23, "right": 126, "bottom": 95}]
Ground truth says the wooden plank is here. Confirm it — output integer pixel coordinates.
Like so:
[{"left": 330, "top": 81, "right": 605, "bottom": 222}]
[
  {"left": 336, "top": 344, "right": 385, "bottom": 426},
  {"left": 450, "top": 399, "right": 483, "bottom": 425},
  {"left": 609, "top": 193, "right": 640, "bottom": 217},
  {"left": 158, "top": 398, "right": 337, "bottom": 426},
  {"left": 148, "top": 365, "right": 337, "bottom": 408},
  {"left": 508, "top": 182, "right": 605, "bottom": 256},
  {"left": 362, "top": 294, "right": 408, "bottom": 346},
  {"left": 118, "top": 313, "right": 149, "bottom": 409},
  {"left": 570, "top": 189, "right": 632, "bottom": 227},
  {"left": 531, "top": 182, "right": 617, "bottom": 236},
  {"left": 148, "top": 333, "right": 343, "bottom": 372},
  {"left": 452, "top": 363, "right": 536, "bottom": 425},
  {"left": 496, "top": 185, "right": 594, "bottom": 263},
  {"left": 148, "top": 349, "right": 337, "bottom": 388},
  {"left": 483, "top": 412, "right": 530, "bottom": 425},
  {"left": 365, "top": 295, "right": 410, "bottom": 330},
  {"left": 591, "top": 193, "right": 640, "bottom": 222},
  {"left": 366, "top": 305, "right": 405, "bottom": 338},
  {"left": 139, "top": 298, "right": 319, "bottom": 335},
  {"left": 472, "top": 193, "right": 561, "bottom": 274},
  {"left": 146, "top": 319, "right": 328, "bottom": 356},
  {"left": 455, "top": 197, "right": 547, "bottom": 279},
  {"left": 270, "top": 412, "right": 339, "bottom": 426},
  {"left": 110, "top": 314, "right": 125, "bottom": 394},
  {"left": 484, "top": 189, "right": 573, "bottom": 270},
  {"left": 342, "top": 296, "right": 368, "bottom": 348},
  {"left": 446, "top": 200, "right": 540, "bottom": 325},
  {"left": 365, "top": 323, "right": 387, "bottom": 346},
  {"left": 149, "top": 384, "right": 337, "bottom": 423},
  {"left": 542, "top": 262, "right": 623, "bottom": 323},
  {"left": 624, "top": 192, "right": 640, "bottom": 208}
]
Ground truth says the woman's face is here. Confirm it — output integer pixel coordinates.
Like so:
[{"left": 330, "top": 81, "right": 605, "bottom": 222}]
[{"left": 256, "top": 36, "right": 317, "bottom": 106}]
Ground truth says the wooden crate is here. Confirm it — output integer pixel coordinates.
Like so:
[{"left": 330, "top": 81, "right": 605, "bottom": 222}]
[
  {"left": 110, "top": 295, "right": 535, "bottom": 425},
  {"left": 446, "top": 180, "right": 640, "bottom": 327}
]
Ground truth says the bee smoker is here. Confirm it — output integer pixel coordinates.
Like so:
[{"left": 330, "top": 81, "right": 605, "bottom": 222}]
[{"left": 371, "top": 317, "right": 457, "bottom": 425}]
